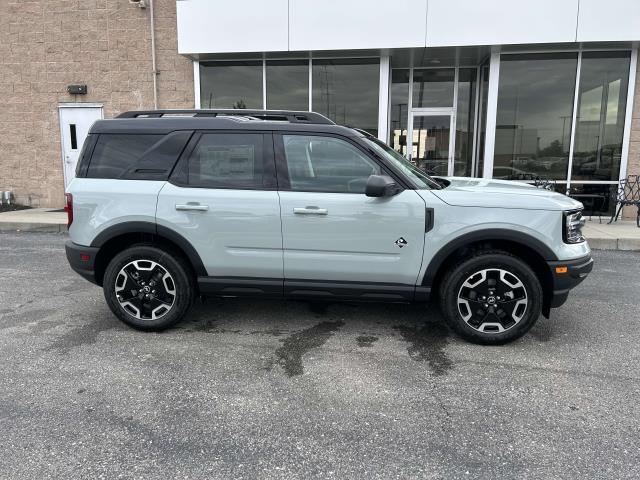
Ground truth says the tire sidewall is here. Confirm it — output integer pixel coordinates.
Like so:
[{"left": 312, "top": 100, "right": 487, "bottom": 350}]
[
  {"left": 103, "top": 245, "right": 194, "bottom": 331},
  {"left": 442, "top": 254, "right": 542, "bottom": 345}
]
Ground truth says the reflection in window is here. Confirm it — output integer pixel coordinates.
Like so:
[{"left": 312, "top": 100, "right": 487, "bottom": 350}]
[
  {"left": 266, "top": 60, "right": 309, "bottom": 111},
  {"left": 568, "top": 183, "right": 615, "bottom": 215},
  {"left": 282, "top": 135, "right": 380, "bottom": 193},
  {"left": 572, "top": 52, "right": 630, "bottom": 181},
  {"left": 312, "top": 59, "right": 379, "bottom": 136},
  {"left": 389, "top": 69, "right": 409, "bottom": 155},
  {"left": 200, "top": 61, "right": 263, "bottom": 109},
  {"left": 412, "top": 69, "right": 455, "bottom": 108},
  {"left": 493, "top": 53, "right": 577, "bottom": 180},
  {"left": 454, "top": 68, "right": 477, "bottom": 176}
]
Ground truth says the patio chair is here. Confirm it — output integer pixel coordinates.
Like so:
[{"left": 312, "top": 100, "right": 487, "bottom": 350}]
[{"left": 609, "top": 175, "right": 640, "bottom": 227}]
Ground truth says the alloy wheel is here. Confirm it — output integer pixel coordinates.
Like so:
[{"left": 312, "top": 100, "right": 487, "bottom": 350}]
[
  {"left": 457, "top": 268, "right": 528, "bottom": 334},
  {"left": 114, "top": 259, "right": 176, "bottom": 320}
]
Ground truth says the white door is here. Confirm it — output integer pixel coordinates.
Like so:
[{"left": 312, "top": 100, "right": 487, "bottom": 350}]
[
  {"left": 58, "top": 104, "right": 103, "bottom": 188},
  {"left": 407, "top": 111, "right": 455, "bottom": 176}
]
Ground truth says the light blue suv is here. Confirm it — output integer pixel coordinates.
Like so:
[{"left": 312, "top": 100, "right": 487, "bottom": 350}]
[{"left": 65, "top": 110, "right": 593, "bottom": 344}]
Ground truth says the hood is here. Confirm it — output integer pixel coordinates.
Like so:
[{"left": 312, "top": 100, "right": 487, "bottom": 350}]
[{"left": 428, "top": 177, "right": 583, "bottom": 211}]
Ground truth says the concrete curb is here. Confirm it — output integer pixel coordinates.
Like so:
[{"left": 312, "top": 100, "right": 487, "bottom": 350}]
[{"left": 0, "top": 223, "right": 67, "bottom": 233}]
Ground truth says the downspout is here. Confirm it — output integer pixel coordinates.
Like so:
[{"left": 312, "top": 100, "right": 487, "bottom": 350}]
[{"left": 149, "top": 0, "right": 158, "bottom": 109}]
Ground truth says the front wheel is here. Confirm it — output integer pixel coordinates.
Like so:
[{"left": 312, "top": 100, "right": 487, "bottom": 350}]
[
  {"left": 439, "top": 251, "right": 542, "bottom": 345},
  {"left": 103, "top": 245, "right": 195, "bottom": 331}
]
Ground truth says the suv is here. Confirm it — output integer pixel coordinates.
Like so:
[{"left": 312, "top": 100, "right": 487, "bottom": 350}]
[{"left": 65, "top": 109, "right": 593, "bottom": 345}]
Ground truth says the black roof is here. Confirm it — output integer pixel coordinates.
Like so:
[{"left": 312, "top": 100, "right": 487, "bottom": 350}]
[{"left": 90, "top": 109, "right": 363, "bottom": 137}]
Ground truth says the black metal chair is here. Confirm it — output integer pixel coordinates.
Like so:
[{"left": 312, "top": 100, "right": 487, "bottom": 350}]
[{"left": 609, "top": 175, "right": 640, "bottom": 227}]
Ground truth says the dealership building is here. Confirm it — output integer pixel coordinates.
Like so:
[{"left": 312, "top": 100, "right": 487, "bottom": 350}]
[{"left": 1, "top": 0, "right": 639, "bottom": 212}]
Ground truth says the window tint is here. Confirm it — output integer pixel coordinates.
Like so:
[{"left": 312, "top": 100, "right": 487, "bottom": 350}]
[
  {"left": 87, "top": 134, "right": 162, "bottom": 178},
  {"left": 282, "top": 135, "right": 380, "bottom": 193},
  {"left": 187, "top": 133, "right": 265, "bottom": 189}
]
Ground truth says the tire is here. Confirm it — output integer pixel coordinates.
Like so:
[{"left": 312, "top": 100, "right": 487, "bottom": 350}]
[
  {"left": 439, "top": 250, "right": 542, "bottom": 345},
  {"left": 102, "top": 244, "right": 196, "bottom": 331}
]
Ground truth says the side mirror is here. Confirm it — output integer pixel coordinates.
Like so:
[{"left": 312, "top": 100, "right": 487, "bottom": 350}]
[{"left": 365, "top": 175, "right": 401, "bottom": 197}]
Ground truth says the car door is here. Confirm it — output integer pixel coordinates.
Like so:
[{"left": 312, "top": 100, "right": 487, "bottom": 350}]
[
  {"left": 156, "top": 131, "right": 283, "bottom": 295},
  {"left": 275, "top": 133, "right": 427, "bottom": 298}
]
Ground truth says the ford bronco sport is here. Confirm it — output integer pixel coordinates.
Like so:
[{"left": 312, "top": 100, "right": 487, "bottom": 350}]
[{"left": 65, "top": 109, "right": 593, "bottom": 345}]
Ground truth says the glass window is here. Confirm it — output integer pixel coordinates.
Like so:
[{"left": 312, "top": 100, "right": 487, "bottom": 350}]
[
  {"left": 454, "top": 68, "right": 477, "bottom": 176},
  {"left": 475, "top": 63, "right": 489, "bottom": 177},
  {"left": 312, "top": 59, "right": 379, "bottom": 136},
  {"left": 200, "top": 61, "right": 263, "bottom": 109},
  {"left": 572, "top": 52, "right": 630, "bottom": 181},
  {"left": 389, "top": 69, "right": 409, "bottom": 155},
  {"left": 493, "top": 53, "right": 578, "bottom": 180},
  {"left": 412, "top": 68, "right": 455, "bottom": 108},
  {"left": 282, "top": 135, "right": 380, "bottom": 193},
  {"left": 87, "top": 134, "right": 162, "bottom": 178},
  {"left": 266, "top": 60, "right": 309, "bottom": 111},
  {"left": 187, "top": 133, "right": 265, "bottom": 189}
]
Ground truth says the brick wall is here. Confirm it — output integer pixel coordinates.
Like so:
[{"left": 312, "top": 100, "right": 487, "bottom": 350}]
[{"left": 0, "top": 0, "right": 193, "bottom": 208}]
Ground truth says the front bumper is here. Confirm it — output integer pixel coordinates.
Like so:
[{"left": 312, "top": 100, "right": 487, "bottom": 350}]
[
  {"left": 65, "top": 240, "right": 100, "bottom": 285},
  {"left": 547, "top": 254, "right": 594, "bottom": 308}
]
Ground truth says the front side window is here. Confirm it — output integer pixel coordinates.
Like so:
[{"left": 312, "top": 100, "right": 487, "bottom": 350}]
[
  {"left": 186, "top": 133, "right": 265, "bottom": 189},
  {"left": 282, "top": 135, "right": 380, "bottom": 193}
]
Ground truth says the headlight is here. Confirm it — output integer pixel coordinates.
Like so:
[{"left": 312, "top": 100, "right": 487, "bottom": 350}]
[{"left": 563, "top": 209, "right": 585, "bottom": 244}]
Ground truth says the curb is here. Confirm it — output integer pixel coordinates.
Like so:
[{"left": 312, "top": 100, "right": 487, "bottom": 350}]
[{"left": 0, "top": 223, "right": 68, "bottom": 233}]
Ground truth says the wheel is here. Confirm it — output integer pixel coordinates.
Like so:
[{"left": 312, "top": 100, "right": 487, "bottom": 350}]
[
  {"left": 439, "top": 251, "right": 542, "bottom": 345},
  {"left": 102, "top": 244, "right": 195, "bottom": 331}
]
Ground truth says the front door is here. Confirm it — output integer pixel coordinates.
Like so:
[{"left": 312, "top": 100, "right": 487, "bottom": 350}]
[
  {"left": 58, "top": 104, "right": 103, "bottom": 188},
  {"left": 276, "top": 133, "right": 427, "bottom": 290},
  {"left": 407, "top": 112, "right": 455, "bottom": 176}
]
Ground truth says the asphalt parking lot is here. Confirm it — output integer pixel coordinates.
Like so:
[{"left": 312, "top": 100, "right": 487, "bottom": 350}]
[{"left": 0, "top": 232, "right": 639, "bottom": 479}]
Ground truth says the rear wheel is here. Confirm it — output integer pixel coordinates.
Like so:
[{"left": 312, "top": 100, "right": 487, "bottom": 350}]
[
  {"left": 439, "top": 251, "right": 542, "bottom": 345},
  {"left": 103, "top": 245, "right": 195, "bottom": 331}
]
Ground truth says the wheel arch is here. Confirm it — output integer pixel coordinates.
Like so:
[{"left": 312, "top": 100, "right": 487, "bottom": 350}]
[
  {"left": 90, "top": 221, "right": 206, "bottom": 286},
  {"left": 422, "top": 229, "right": 556, "bottom": 317}
]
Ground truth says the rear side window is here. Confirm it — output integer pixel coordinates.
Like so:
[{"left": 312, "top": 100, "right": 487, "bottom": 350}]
[
  {"left": 185, "top": 133, "right": 266, "bottom": 189},
  {"left": 86, "top": 134, "right": 162, "bottom": 178}
]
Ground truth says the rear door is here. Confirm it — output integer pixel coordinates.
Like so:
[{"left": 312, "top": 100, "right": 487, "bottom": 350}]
[
  {"left": 156, "top": 131, "right": 283, "bottom": 294},
  {"left": 275, "top": 133, "right": 427, "bottom": 294}
]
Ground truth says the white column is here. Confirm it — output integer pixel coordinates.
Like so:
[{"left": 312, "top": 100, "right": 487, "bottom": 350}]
[
  {"left": 619, "top": 45, "right": 638, "bottom": 183},
  {"left": 377, "top": 54, "right": 391, "bottom": 142},
  {"left": 482, "top": 47, "right": 501, "bottom": 179},
  {"left": 193, "top": 60, "right": 201, "bottom": 108}
]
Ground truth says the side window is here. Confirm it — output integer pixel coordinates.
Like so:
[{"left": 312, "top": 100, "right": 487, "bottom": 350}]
[
  {"left": 86, "top": 134, "right": 162, "bottom": 178},
  {"left": 186, "top": 133, "right": 265, "bottom": 189},
  {"left": 282, "top": 135, "right": 380, "bottom": 193}
]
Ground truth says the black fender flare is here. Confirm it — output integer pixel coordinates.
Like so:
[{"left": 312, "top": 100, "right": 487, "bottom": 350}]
[
  {"left": 90, "top": 221, "right": 207, "bottom": 277},
  {"left": 421, "top": 228, "right": 558, "bottom": 286}
]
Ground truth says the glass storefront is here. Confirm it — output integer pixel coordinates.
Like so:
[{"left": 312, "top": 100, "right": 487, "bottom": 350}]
[
  {"left": 572, "top": 52, "right": 630, "bottom": 182},
  {"left": 200, "top": 61, "right": 263, "bottom": 109},
  {"left": 198, "top": 46, "right": 634, "bottom": 200},
  {"left": 493, "top": 53, "right": 578, "bottom": 181},
  {"left": 266, "top": 60, "right": 309, "bottom": 111},
  {"left": 200, "top": 57, "right": 379, "bottom": 136}
]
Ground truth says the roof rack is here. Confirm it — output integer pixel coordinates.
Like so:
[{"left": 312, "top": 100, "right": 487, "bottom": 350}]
[{"left": 116, "top": 109, "right": 335, "bottom": 125}]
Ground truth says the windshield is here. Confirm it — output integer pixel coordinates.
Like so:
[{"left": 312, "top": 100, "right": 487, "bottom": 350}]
[{"left": 363, "top": 137, "right": 441, "bottom": 190}]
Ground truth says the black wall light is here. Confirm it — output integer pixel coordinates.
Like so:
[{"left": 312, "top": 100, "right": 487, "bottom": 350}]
[{"left": 67, "top": 84, "right": 88, "bottom": 95}]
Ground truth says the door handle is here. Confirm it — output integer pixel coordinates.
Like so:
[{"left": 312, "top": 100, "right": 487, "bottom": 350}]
[
  {"left": 293, "top": 206, "right": 328, "bottom": 215},
  {"left": 175, "top": 203, "right": 209, "bottom": 212}
]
